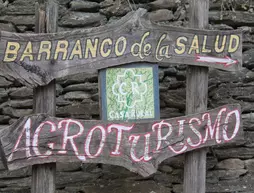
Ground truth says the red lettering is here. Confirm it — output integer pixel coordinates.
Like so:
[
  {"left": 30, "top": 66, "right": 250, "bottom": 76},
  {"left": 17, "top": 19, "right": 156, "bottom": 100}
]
[
  {"left": 8, "top": 118, "right": 31, "bottom": 162},
  {"left": 129, "top": 133, "right": 152, "bottom": 162},
  {"left": 169, "top": 120, "right": 188, "bottom": 154},
  {"left": 107, "top": 124, "right": 133, "bottom": 156},
  {"left": 202, "top": 108, "right": 227, "bottom": 144},
  {"left": 223, "top": 109, "right": 241, "bottom": 141},
  {"left": 58, "top": 119, "right": 86, "bottom": 161},
  {"left": 187, "top": 117, "right": 202, "bottom": 147},
  {"left": 85, "top": 125, "right": 106, "bottom": 158},
  {"left": 32, "top": 121, "right": 56, "bottom": 157}
]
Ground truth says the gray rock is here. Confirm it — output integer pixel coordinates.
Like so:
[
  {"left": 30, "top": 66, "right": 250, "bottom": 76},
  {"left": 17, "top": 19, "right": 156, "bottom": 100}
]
[
  {"left": 0, "top": 15, "right": 35, "bottom": 26},
  {"left": 9, "top": 99, "right": 33, "bottom": 108},
  {"left": 0, "top": 176, "right": 31, "bottom": 188},
  {"left": 176, "top": 71, "right": 186, "bottom": 81},
  {"left": 160, "top": 89, "right": 186, "bottom": 110},
  {"left": 206, "top": 175, "right": 254, "bottom": 192},
  {"left": 216, "top": 158, "right": 244, "bottom": 170},
  {"left": 209, "top": 84, "right": 254, "bottom": 101},
  {"left": 56, "top": 96, "right": 72, "bottom": 106},
  {"left": 0, "top": 22, "right": 16, "bottom": 32},
  {"left": 2, "top": 3, "right": 35, "bottom": 15},
  {"left": 207, "top": 156, "right": 218, "bottom": 170},
  {"left": 154, "top": 170, "right": 182, "bottom": 184},
  {"left": 0, "top": 167, "right": 30, "bottom": 179},
  {"left": 163, "top": 155, "right": 184, "bottom": 169},
  {"left": 242, "top": 113, "right": 254, "bottom": 131},
  {"left": 174, "top": 6, "right": 186, "bottom": 21},
  {"left": 9, "top": 87, "right": 33, "bottom": 99},
  {"left": 0, "top": 88, "right": 8, "bottom": 103},
  {"left": 56, "top": 162, "right": 81, "bottom": 172},
  {"left": 211, "top": 24, "right": 234, "bottom": 30},
  {"left": 64, "top": 91, "right": 91, "bottom": 100},
  {"left": 81, "top": 98, "right": 94, "bottom": 103},
  {"left": 64, "top": 180, "right": 172, "bottom": 193},
  {"left": 158, "top": 165, "right": 173, "bottom": 173},
  {"left": 172, "top": 184, "right": 183, "bottom": 193},
  {"left": 149, "top": 9, "right": 174, "bottom": 22},
  {"left": 159, "top": 85, "right": 169, "bottom": 92},
  {"left": 0, "top": 76, "right": 12, "bottom": 87},
  {"left": 63, "top": 82, "right": 98, "bottom": 93},
  {"left": 210, "top": 0, "right": 252, "bottom": 11},
  {"left": 209, "top": 68, "right": 248, "bottom": 84},
  {"left": 245, "top": 70, "right": 254, "bottom": 82},
  {"left": 57, "top": 73, "right": 98, "bottom": 86},
  {"left": 102, "top": 165, "right": 136, "bottom": 179},
  {"left": 59, "top": 12, "right": 107, "bottom": 27},
  {"left": 56, "top": 103, "right": 99, "bottom": 117},
  {"left": 0, "top": 188, "right": 30, "bottom": 193},
  {"left": 207, "top": 169, "right": 247, "bottom": 181},
  {"left": 243, "top": 49, "right": 254, "bottom": 70},
  {"left": 57, "top": 0, "right": 72, "bottom": 5},
  {"left": 91, "top": 93, "right": 99, "bottom": 101},
  {"left": 214, "top": 147, "right": 254, "bottom": 160},
  {"left": 209, "top": 11, "right": 254, "bottom": 27},
  {"left": 56, "top": 171, "right": 101, "bottom": 187},
  {"left": 9, "top": 118, "right": 18, "bottom": 124},
  {"left": 56, "top": 84, "right": 63, "bottom": 96},
  {"left": 244, "top": 131, "right": 254, "bottom": 147},
  {"left": 69, "top": 0, "right": 100, "bottom": 12},
  {"left": 2, "top": 107, "right": 32, "bottom": 118},
  {"left": 159, "top": 69, "right": 165, "bottom": 81},
  {"left": 162, "top": 77, "right": 185, "bottom": 89},
  {"left": 100, "top": 0, "right": 131, "bottom": 17},
  {"left": 148, "top": 0, "right": 180, "bottom": 10},
  {"left": 163, "top": 67, "right": 177, "bottom": 77},
  {"left": 245, "top": 159, "right": 254, "bottom": 173},
  {"left": 0, "top": 115, "right": 10, "bottom": 124},
  {"left": 81, "top": 163, "right": 101, "bottom": 173},
  {"left": 160, "top": 107, "right": 183, "bottom": 118}
]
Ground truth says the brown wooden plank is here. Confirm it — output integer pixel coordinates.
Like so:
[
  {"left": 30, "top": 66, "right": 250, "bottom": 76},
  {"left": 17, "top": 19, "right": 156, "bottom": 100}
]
[
  {"left": 183, "top": 1, "right": 209, "bottom": 193},
  {"left": 0, "top": 8, "right": 242, "bottom": 87},
  {"left": 31, "top": 1, "right": 58, "bottom": 193},
  {"left": 0, "top": 104, "right": 243, "bottom": 177}
]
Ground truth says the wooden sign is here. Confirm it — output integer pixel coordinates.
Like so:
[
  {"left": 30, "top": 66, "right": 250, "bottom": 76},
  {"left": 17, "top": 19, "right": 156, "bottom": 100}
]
[
  {"left": 0, "top": 104, "right": 242, "bottom": 177},
  {"left": 100, "top": 63, "right": 160, "bottom": 121},
  {"left": 0, "top": 9, "right": 242, "bottom": 87}
]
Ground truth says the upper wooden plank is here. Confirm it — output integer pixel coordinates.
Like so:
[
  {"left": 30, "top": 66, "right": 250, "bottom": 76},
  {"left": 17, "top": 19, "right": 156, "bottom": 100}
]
[
  {"left": 0, "top": 104, "right": 243, "bottom": 177},
  {"left": 0, "top": 8, "right": 242, "bottom": 87}
]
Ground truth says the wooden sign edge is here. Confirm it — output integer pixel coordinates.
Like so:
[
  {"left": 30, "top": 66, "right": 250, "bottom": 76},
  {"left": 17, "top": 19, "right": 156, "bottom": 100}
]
[{"left": 0, "top": 103, "right": 243, "bottom": 176}]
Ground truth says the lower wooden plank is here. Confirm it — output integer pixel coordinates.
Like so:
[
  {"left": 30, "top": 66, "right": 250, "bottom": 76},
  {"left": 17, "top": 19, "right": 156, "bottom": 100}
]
[
  {"left": 0, "top": 104, "right": 242, "bottom": 177},
  {"left": 31, "top": 163, "right": 56, "bottom": 193}
]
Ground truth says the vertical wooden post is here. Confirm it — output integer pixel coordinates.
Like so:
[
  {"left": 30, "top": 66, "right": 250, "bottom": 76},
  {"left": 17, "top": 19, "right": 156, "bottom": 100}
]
[
  {"left": 183, "top": 1, "right": 209, "bottom": 193},
  {"left": 31, "top": 1, "right": 58, "bottom": 193}
]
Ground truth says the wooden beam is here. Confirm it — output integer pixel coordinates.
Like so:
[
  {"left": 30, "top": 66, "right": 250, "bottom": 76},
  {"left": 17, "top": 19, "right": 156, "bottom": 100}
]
[
  {"left": 0, "top": 104, "right": 242, "bottom": 177},
  {"left": 0, "top": 8, "right": 242, "bottom": 88},
  {"left": 31, "top": 1, "right": 58, "bottom": 193},
  {"left": 183, "top": 1, "right": 209, "bottom": 193}
]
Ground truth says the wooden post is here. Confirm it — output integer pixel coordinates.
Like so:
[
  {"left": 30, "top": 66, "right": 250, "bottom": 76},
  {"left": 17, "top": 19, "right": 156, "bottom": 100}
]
[
  {"left": 183, "top": 1, "right": 209, "bottom": 193},
  {"left": 31, "top": 1, "right": 58, "bottom": 193}
]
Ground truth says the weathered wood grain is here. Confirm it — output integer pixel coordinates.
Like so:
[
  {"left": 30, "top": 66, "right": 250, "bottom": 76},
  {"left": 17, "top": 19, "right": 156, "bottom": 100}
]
[
  {"left": 31, "top": 1, "right": 57, "bottom": 193},
  {"left": 184, "top": 1, "right": 209, "bottom": 193},
  {"left": 0, "top": 8, "right": 242, "bottom": 87},
  {"left": 0, "top": 104, "right": 242, "bottom": 177}
]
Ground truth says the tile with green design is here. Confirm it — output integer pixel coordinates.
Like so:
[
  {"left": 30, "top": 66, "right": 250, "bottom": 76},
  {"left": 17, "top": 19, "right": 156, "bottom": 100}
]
[{"left": 101, "top": 65, "right": 159, "bottom": 121}]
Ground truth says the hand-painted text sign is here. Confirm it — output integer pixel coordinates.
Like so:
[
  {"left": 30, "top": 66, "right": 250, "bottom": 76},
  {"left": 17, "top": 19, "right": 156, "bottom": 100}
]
[
  {"left": 0, "top": 104, "right": 242, "bottom": 177},
  {"left": 100, "top": 64, "right": 160, "bottom": 121},
  {"left": 0, "top": 9, "right": 242, "bottom": 87}
]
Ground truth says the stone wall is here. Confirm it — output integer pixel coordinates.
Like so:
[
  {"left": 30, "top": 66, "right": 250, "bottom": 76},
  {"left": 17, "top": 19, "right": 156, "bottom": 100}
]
[{"left": 0, "top": 0, "right": 254, "bottom": 192}]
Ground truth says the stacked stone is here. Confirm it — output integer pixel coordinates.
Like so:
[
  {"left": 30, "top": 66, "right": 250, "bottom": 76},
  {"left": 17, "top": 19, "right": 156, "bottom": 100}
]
[{"left": 0, "top": 0, "right": 254, "bottom": 192}]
